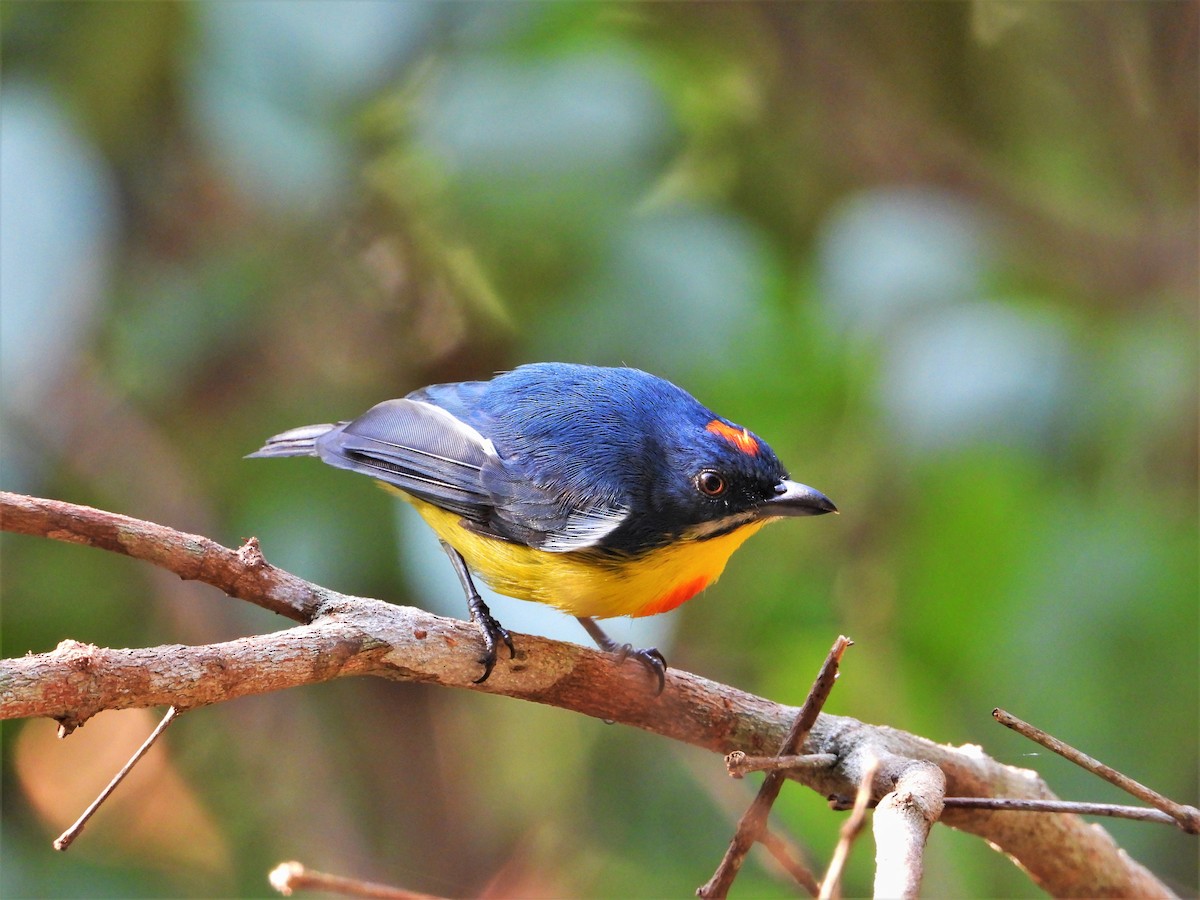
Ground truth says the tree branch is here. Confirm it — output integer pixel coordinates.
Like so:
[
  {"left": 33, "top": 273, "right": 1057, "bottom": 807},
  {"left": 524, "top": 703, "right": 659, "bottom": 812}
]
[
  {"left": 1, "top": 491, "right": 320, "bottom": 621},
  {"left": 872, "top": 759, "right": 945, "bottom": 899},
  {"left": 0, "top": 492, "right": 1177, "bottom": 897}
]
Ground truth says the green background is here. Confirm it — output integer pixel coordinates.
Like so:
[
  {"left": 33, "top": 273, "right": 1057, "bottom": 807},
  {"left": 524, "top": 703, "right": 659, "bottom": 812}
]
[{"left": 2, "top": 3, "right": 1196, "bottom": 897}]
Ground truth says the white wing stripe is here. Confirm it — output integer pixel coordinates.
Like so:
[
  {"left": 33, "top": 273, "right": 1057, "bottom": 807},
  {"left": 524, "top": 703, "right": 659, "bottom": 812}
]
[
  {"left": 541, "top": 505, "right": 631, "bottom": 552},
  {"left": 410, "top": 400, "right": 500, "bottom": 460}
]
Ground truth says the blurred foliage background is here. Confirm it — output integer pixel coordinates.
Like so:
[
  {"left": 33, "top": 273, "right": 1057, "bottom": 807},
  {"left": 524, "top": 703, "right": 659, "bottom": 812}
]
[{"left": 1, "top": 2, "right": 1196, "bottom": 897}]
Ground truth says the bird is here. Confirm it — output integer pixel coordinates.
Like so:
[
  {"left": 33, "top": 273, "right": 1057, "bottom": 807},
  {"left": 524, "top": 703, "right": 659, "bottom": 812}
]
[{"left": 247, "top": 363, "right": 836, "bottom": 693}]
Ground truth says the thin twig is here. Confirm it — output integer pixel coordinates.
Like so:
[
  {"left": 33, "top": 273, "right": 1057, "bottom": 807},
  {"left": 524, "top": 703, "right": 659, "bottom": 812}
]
[
  {"left": 994, "top": 708, "right": 1200, "bottom": 833},
  {"left": 819, "top": 756, "right": 879, "bottom": 900},
  {"left": 758, "top": 829, "right": 821, "bottom": 897},
  {"left": 943, "top": 797, "right": 1183, "bottom": 826},
  {"left": 268, "top": 861, "right": 443, "bottom": 899},
  {"left": 726, "top": 751, "right": 839, "bottom": 778},
  {"left": 54, "top": 706, "right": 180, "bottom": 851},
  {"left": 682, "top": 749, "right": 820, "bottom": 896},
  {"left": 697, "top": 635, "right": 853, "bottom": 898}
]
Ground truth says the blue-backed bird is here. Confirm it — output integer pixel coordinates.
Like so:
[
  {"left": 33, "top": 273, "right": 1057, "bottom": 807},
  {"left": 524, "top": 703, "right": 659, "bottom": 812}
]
[{"left": 248, "top": 363, "right": 836, "bottom": 692}]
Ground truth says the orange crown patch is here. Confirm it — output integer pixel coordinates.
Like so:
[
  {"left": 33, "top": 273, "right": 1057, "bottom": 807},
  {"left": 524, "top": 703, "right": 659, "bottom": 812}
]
[{"left": 706, "top": 419, "right": 759, "bottom": 456}]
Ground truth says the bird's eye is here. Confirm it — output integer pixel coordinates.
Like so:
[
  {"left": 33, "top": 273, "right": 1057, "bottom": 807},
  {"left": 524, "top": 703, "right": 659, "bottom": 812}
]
[{"left": 696, "top": 470, "right": 727, "bottom": 497}]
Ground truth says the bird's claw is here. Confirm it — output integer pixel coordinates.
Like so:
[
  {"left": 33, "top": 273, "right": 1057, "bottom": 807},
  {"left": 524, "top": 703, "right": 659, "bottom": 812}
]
[
  {"left": 613, "top": 643, "right": 668, "bottom": 696},
  {"left": 471, "top": 606, "right": 515, "bottom": 684},
  {"left": 575, "top": 617, "right": 668, "bottom": 696}
]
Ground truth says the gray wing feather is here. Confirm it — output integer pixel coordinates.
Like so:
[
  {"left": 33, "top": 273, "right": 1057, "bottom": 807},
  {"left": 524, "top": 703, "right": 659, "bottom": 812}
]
[
  {"left": 252, "top": 398, "right": 631, "bottom": 551},
  {"left": 312, "top": 399, "right": 497, "bottom": 521}
]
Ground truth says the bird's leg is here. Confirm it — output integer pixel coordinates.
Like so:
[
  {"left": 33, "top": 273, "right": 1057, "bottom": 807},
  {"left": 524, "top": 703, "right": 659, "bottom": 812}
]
[
  {"left": 439, "top": 541, "right": 514, "bottom": 683},
  {"left": 576, "top": 616, "right": 667, "bottom": 695}
]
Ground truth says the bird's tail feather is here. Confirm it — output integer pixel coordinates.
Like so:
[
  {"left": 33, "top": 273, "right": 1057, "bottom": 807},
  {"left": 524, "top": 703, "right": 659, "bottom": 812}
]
[{"left": 245, "top": 423, "right": 340, "bottom": 459}]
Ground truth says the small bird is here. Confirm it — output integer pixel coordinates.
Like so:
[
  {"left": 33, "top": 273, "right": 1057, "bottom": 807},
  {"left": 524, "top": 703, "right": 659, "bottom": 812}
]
[{"left": 248, "top": 363, "right": 836, "bottom": 692}]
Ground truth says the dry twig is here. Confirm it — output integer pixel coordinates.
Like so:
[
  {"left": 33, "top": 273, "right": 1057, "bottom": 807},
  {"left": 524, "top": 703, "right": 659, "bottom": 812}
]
[
  {"left": 269, "top": 861, "right": 441, "bottom": 899},
  {"left": 725, "top": 751, "right": 838, "bottom": 778},
  {"left": 942, "top": 797, "right": 1182, "bottom": 826},
  {"left": 994, "top": 708, "right": 1200, "bottom": 834},
  {"left": 697, "top": 636, "right": 852, "bottom": 898},
  {"left": 682, "top": 750, "right": 820, "bottom": 896},
  {"left": 818, "top": 756, "right": 879, "bottom": 900},
  {"left": 53, "top": 706, "right": 180, "bottom": 850}
]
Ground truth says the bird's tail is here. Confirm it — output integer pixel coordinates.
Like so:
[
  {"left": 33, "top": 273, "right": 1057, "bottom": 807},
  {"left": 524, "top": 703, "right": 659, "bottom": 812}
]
[{"left": 245, "top": 423, "right": 340, "bottom": 459}]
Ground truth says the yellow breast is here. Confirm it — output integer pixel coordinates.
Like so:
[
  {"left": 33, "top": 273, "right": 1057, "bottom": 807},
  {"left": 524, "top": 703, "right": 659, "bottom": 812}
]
[{"left": 401, "top": 494, "right": 768, "bottom": 619}]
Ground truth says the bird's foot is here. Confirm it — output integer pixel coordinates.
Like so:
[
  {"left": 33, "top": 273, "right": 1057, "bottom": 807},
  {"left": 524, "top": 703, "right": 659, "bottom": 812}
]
[
  {"left": 576, "top": 616, "right": 668, "bottom": 695},
  {"left": 441, "top": 541, "right": 515, "bottom": 683},
  {"left": 469, "top": 595, "right": 515, "bottom": 684},
  {"left": 611, "top": 643, "right": 668, "bottom": 696}
]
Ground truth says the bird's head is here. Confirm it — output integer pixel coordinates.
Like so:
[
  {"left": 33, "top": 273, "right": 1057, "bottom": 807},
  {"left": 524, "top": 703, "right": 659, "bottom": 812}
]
[
  {"left": 548, "top": 393, "right": 835, "bottom": 559},
  {"left": 645, "top": 414, "right": 836, "bottom": 543}
]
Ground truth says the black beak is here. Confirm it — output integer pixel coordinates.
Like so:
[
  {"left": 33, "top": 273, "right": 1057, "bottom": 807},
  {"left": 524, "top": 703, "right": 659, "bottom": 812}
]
[{"left": 760, "top": 479, "right": 838, "bottom": 517}]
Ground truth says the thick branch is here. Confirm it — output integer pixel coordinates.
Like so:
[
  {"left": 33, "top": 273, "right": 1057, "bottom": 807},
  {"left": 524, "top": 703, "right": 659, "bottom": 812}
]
[
  {"left": 0, "top": 491, "right": 321, "bottom": 621},
  {"left": 0, "top": 492, "right": 1175, "bottom": 898},
  {"left": 1, "top": 625, "right": 390, "bottom": 731},
  {"left": 873, "top": 759, "right": 945, "bottom": 899}
]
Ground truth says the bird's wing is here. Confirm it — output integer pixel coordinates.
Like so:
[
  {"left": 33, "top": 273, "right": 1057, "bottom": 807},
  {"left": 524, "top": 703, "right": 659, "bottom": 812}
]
[
  {"left": 314, "top": 398, "right": 498, "bottom": 522},
  {"left": 316, "top": 396, "right": 630, "bottom": 552},
  {"left": 478, "top": 461, "right": 631, "bottom": 553}
]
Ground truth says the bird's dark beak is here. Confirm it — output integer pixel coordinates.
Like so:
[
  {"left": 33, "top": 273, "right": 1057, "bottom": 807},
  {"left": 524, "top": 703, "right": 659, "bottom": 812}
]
[{"left": 761, "top": 479, "right": 838, "bottom": 517}]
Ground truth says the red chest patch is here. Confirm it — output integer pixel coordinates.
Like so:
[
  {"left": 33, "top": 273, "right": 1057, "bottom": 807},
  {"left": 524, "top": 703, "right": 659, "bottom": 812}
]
[
  {"left": 706, "top": 419, "right": 759, "bottom": 456},
  {"left": 638, "top": 576, "right": 710, "bottom": 617}
]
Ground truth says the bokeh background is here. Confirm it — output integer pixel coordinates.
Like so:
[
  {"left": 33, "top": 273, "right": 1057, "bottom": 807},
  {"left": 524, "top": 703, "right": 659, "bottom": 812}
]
[{"left": 2, "top": 3, "right": 1196, "bottom": 897}]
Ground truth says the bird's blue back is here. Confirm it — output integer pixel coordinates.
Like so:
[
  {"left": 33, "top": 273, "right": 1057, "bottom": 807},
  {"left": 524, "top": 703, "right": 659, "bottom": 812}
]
[{"left": 410, "top": 363, "right": 789, "bottom": 550}]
